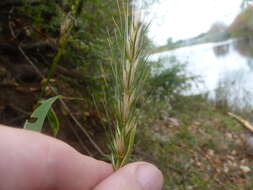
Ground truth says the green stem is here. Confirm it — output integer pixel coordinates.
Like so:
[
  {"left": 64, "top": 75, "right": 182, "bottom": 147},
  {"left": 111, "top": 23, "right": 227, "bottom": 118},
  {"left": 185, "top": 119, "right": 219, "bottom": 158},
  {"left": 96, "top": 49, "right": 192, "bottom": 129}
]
[{"left": 39, "top": 43, "right": 65, "bottom": 98}]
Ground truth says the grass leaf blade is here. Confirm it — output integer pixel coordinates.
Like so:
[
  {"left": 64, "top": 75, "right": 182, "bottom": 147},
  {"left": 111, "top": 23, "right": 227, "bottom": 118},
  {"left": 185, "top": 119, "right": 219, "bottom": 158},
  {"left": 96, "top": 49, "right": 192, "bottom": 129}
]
[{"left": 24, "top": 96, "right": 59, "bottom": 132}]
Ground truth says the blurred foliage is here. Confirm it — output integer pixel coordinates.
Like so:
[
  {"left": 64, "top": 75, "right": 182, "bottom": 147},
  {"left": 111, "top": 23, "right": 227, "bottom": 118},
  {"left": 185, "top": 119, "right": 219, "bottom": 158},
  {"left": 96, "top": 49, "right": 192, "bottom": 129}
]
[
  {"left": 229, "top": 5, "right": 253, "bottom": 38},
  {"left": 2, "top": 0, "right": 192, "bottom": 135},
  {"left": 16, "top": 0, "right": 123, "bottom": 101},
  {"left": 138, "top": 56, "right": 195, "bottom": 126},
  {"left": 148, "top": 56, "right": 193, "bottom": 100}
]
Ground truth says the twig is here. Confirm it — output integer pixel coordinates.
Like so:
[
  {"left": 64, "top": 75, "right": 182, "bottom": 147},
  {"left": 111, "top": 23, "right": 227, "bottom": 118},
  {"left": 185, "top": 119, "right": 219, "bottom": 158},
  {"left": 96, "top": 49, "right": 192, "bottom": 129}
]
[
  {"left": 18, "top": 46, "right": 44, "bottom": 79},
  {"left": 8, "top": 7, "right": 16, "bottom": 39},
  {"left": 65, "top": 121, "right": 93, "bottom": 156},
  {"left": 9, "top": 104, "right": 30, "bottom": 116},
  {"left": 8, "top": 115, "right": 28, "bottom": 125},
  {"left": 58, "top": 98, "right": 106, "bottom": 157},
  {"left": 228, "top": 112, "right": 253, "bottom": 133}
]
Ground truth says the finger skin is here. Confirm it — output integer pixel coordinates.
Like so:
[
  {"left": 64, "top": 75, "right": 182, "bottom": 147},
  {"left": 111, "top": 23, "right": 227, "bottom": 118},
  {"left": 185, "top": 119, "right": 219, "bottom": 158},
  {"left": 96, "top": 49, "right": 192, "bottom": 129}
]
[
  {"left": 94, "top": 162, "right": 164, "bottom": 190},
  {"left": 0, "top": 125, "right": 113, "bottom": 190}
]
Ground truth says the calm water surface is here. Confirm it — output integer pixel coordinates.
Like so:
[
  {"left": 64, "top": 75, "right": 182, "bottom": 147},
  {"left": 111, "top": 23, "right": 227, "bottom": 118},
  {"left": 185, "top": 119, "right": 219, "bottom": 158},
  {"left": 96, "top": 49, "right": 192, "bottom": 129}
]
[{"left": 151, "top": 39, "right": 253, "bottom": 108}]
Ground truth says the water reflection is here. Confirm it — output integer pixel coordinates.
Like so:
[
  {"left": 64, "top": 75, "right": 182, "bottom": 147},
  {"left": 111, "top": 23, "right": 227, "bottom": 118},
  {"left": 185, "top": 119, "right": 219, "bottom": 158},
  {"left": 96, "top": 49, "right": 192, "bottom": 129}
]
[
  {"left": 233, "top": 37, "right": 253, "bottom": 58},
  {"left": 151, "top": 38, "right": 253, "bottom": 108},
  {"left": 232, "top": 37, "right": 253, "bottom": 73},
  {"left": 213, "top": 43, "right": 230, "bottom": 57}
]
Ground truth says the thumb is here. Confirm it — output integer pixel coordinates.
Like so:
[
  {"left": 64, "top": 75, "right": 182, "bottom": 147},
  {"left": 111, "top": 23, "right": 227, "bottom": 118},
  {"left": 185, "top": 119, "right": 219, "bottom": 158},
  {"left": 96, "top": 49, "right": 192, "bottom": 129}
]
[{"left": 94, "top": 162, "right": 163, "bottom": 190}]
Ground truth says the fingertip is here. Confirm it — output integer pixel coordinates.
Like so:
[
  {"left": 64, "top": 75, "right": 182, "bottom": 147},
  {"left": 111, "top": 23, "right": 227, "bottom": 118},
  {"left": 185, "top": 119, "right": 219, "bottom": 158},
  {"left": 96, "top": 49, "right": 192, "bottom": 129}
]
[
  {"left": 95, "top": 162, "right": 163, "bottom": 190},
  {"left": 136, "top": 162, "right": 164, "bottom": 190}
]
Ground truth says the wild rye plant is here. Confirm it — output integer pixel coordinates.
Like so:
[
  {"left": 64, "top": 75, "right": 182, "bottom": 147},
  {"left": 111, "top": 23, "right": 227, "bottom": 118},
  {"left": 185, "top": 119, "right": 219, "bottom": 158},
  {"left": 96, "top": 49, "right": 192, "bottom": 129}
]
[{"left": 103, "top": 0, "right": 149, "bottom": 170}]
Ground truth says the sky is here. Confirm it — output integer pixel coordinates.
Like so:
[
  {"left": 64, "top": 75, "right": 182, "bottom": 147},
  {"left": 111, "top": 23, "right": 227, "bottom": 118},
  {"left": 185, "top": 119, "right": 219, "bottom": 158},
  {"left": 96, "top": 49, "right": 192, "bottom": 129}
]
[{"left": 144, "top": 0, "right": 243, "bottom": 45}]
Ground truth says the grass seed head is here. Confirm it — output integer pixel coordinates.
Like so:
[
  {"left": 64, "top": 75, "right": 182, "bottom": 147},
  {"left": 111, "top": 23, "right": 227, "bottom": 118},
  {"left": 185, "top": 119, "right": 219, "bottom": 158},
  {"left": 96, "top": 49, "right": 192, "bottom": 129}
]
[{"left": 105, "top": 0, "right": 148, "bottom": 170}]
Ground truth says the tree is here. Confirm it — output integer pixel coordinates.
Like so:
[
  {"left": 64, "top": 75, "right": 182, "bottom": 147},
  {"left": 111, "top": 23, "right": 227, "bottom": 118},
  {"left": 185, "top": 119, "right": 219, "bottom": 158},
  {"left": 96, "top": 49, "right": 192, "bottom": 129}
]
[{"left": 228, "top": 5, "right": 253, "bottom": 37}]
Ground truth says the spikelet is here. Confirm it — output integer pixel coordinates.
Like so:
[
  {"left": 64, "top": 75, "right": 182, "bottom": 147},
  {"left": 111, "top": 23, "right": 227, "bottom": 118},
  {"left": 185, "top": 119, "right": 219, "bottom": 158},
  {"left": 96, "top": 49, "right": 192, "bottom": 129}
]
[{"left": 107, "top": 0, "right": 149, "bottom": 170}]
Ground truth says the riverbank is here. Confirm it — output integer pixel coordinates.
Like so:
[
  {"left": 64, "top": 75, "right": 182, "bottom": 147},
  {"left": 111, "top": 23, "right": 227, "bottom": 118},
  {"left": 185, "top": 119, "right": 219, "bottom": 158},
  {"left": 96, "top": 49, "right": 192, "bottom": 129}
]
[{"left": 135, "top": 95, "right": 253, "bottom": 189}]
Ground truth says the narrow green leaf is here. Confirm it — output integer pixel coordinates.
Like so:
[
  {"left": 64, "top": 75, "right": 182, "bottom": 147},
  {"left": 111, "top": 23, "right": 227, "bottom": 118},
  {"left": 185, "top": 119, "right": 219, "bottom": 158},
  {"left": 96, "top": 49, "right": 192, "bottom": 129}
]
[
  {"left": 24, "top": 96, "right": 59, "bottom": 132},
  {"left": 47, "top": 108, "right": 60, "bottom": 136}
]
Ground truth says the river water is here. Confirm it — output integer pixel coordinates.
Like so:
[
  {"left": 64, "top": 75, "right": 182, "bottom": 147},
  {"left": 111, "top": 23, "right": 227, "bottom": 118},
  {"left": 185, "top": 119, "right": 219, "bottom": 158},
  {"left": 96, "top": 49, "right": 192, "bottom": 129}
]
[{"left": 150, "top": 38, "right": 253, "bottom": 110}]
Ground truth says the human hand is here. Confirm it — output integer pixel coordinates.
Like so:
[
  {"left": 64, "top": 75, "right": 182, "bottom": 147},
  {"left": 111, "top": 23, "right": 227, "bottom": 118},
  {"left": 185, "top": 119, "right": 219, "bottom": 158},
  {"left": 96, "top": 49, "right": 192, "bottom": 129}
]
[{"left": 0, "top": 125, "right": 163, "bottom": 190}]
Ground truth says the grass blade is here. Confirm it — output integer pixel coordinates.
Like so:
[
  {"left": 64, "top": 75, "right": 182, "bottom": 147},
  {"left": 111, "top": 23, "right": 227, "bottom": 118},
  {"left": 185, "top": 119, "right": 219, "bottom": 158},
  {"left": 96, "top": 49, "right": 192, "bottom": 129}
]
[{"left": 24, "top": 96, "right": 59, "bottom": 132}]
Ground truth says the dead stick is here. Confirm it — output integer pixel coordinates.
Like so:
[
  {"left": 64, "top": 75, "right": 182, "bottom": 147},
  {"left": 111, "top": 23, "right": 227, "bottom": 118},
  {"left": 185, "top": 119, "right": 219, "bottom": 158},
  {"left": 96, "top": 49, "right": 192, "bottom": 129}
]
[{"left": 228, "top": 112, "right": 253, "bottom": 133}]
